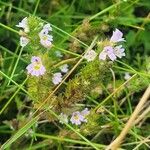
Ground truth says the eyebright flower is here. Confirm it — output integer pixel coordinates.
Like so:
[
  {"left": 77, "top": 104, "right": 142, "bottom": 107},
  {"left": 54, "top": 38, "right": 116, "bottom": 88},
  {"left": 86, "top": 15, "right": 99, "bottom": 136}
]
[
  {"left": 39, "top": 23, "right": 53, "bottom": 48},
  {"left": 39, "top": 24, "right": 52, "bottom": 36},
  {"left": 20, "top": 36, "right": 29, "bottom": 47},
  {"left": 43, "top": 23, "right": 52, "bottom": 32},
  {"left": 52, "top": 72, "right": 62, "bottom": 85},
  {"left": 59, "top": 113, "right": 68, "bottom": 124},
  {"left": 39, "top": 34, "right": 53, "bottom": 48},
  {"left": 16, "top": 17, "right": 29, "bottom": 33},
  {"left": 59, "top": 64, "right": 69, "bottom": 73},
  {"left": 26, "top": 56, "right": 46, "bottom": 76},
  {"left": 81, "top": 108, "right": 90, "bottom": 122},
  {"left": 70, "top": 111, "right": 84, "bottom": 125},
  {"left": 110, "top": 28, "right": 125, "bottom": 43},
  {"left": 81, "top": 108, "right": 90, "bottom": 117},
  {"left": 113, "top": 45, "right": 125, "bottom": 58},
  {"left": 84, "top": 50, "right": 97, "bottom": 62},
  {"left": 99, "top": 46, "right": 117, "bottom": 61},
  {"left": 124, "top": 72, "right": 131, "bottom": 80},
  {"left": 99, "top": 28, "right": 126, "bottom": 61}
]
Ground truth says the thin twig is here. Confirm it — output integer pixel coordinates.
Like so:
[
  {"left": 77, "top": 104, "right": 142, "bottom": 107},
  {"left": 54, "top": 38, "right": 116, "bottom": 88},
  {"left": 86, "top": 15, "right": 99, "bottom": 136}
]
[{"left": 106, "top": 85, "right": 150, "bottom": 150}]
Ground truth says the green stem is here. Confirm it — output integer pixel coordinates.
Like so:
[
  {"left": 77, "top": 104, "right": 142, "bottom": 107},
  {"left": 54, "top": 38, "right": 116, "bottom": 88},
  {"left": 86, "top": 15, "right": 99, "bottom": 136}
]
[
  {"left": 33, "top": 0, "right": 40, "bottom": 15},
  {"left": 0, "top": 77, "right": 28, "bottom": 115},
  {"left": 0, "top": 22, "right": 19, "bottom": 34},
  {"left": 34, "top": 133, "right": 106, "bottom": 149},
  {"left": 8, "top": 46, "right": 24, "bottom": 85}
]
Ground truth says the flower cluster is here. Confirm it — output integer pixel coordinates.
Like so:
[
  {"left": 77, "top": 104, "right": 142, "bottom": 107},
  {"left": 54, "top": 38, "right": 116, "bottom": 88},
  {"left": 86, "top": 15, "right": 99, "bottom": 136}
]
[
  {"left": 59, "top": 108, "right": 90, "bottom": 125},
  {"left": 16, "top": 17, "right": 30, "bottom": 47},
  {"left": 26, "top": 56, "right": 46, "bottom": 76},
  {"left": 16, "top": 17, "right": 53, "bottom": 49},
  {"left": 52, "top": 64, "right": 69, "bottom": 85},
  {"left": 39, "top": 24, "right": 53, "bottom": 48},
  {"left": 99, "top": 29, "right": 125, "bottom": 61}
]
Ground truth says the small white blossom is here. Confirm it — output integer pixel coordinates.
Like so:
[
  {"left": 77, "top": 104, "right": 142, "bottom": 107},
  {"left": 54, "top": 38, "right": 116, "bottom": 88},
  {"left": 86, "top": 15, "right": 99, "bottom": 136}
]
[
  {"left": 70, "top": 111, "right": 84, "bottom": 125},
  {"left": 99, "top": 46, "right": 116, "bottom": 61},
  {"left": 124, "top": 72, "right": 131, "bottom": 80},
  {"left": 59, "top": 64, "right": 69, "bottom": 73},
  {"left": 26, "top": 56, "right": 46, "bottom": 77},
  {"left": 84, "top": 50, "right": 97, "bottom": 62},
  {"left": 81, "top": 108, "right": 90, "bottom": 117},
  {"left": 20, "top": 36, "right": 29, "bottom": 47},
  {"left": 81, "top": 108, "right": 90, "bottom": 122},
  {"left": 113, "top": 45, "right": 125, "bottom": 58},
  {"left": 43, "top": 23, "right": 52, "bottom": 32},
  {"left": 52, "top": 72, "right": 62, "bottom": 85},
  {"left": 110, "top": 28, "right": 125, "bottom": 43},
  {"left": 39, "top": 23, "right": 53, "bottom": 48},
  {"left": 39, "top": 34, "right": 53, "bottom": 48},
  {"left": 16, "top": 17, "right": 29, "bottom": 33},
  {"left": 59, "top": 113, "right": 68, "bottom": 124}
]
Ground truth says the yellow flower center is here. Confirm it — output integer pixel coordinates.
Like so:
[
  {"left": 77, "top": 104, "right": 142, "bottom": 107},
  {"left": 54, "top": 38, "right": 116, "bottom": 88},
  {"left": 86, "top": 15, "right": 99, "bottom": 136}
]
[
  {"left": 33, "top": 61, "right": 42, "bottom": 70},
  {"left": 42, "top": 35, "right": 48, "bottom": 41},
  {"left": 74, "top": 115, "right": 79, "bottom": 120},
  {"left": 33, "top": 64, "right": 41, "bottom": 70}
]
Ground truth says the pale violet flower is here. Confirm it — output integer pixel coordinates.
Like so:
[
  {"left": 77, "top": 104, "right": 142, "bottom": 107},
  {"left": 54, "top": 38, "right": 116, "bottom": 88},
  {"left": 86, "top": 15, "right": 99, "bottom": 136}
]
[
  {"left": 81, "top": 108, "right": 90, "bottom": 122},
  {"left": 39, "top": 23, "right": 53, "bottom": 48},
  {"left": 110, "top": 28, "right": 125, "bottom": 43},
  {"left": 81, "top": 108, "right": 90, "bottom": 117},
  {"left": 59, "top": 113, "right": 68, "bottom": 124},
  {"left": 39, "top": 24, "right": 52, "bottom": 36},
  {"left": 43, "top": 23, "right": 52, "bottom": 32},
  {"left": 16, "top": 17, "right": 29, "bottom": 33},
  {"left": 70, "top": 111, "right": 84, "bottom": 125},
  {"left": 20, "top": 36, "right": 29, "bottom": 47},
  {"left": 39, "top": 34, "right": 53, "bottom": 48},
  {"left": 113, "top": 45, "right": 125, "bottom": 58},
  {"left": 124, "top": 72, "right": 131, "bottom": 80},
  {"left": 26, "top": 56, "right": 46, "bottom": 76},
  {"left": 52, "top": 72, "right": 62, "bottom": 85},
  {"left": 59, "top": 64, "right": 69, "bottom": 73},
  {"left": 99, "top": 46, "right": 117, "bottom": 61},
  {"left": 84, "top": 50, "right": 97, "bottom": 62}
]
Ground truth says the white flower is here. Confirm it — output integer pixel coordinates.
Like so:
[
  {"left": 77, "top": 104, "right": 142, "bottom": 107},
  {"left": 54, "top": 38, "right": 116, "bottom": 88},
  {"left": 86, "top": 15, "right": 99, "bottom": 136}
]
[
  {"left": 70, "top": 111, "right": 84, "bottom": 125},
  {"left": 39, "top": 23, "right": 53, "bottom": 48},
  {"left": 84, "top": 50, "right": 97, "bottom": 62},
  {"left": 39, "top": 24, "right": 52, "bottom": 37},
  {"left": 81, "top": 108, "right": 90, "bottom": 122},
  {"left": 59, "top": 113, "right": 68, "bottom": 124},
  {"left": 81, "top": 108, "right": 90, "bottom": 117},
  {"left": 124, "top": 72, "right": 131, "bottom": 80},
  {"left": 43, "top": 23, "right": 52, "bottom": 32},
  {"left": 26, "top": 56, "right": 46, "bottom": 77},
  {"left": 59, "top": 64, "right": 69, "bottom": 73},
  {"left": 113, "top": 45, "right": 125, "bottom": 58},
  {"left": 39, "top": 34, "right": 53, "bottom": 48},
  {"left": 52, "top": 72, "right": 62, "bottom": 85},
  {"left": 20, "top": 36, "right": 29, "bottom": 47},
  {"left": 110, "top": 28, "right": 125, "bottom": 43},
  {"left": 16, "top": 17, "right": 29, "bottom": 33},
  {"left": 99, "top": 46, "right": 117, "bottom": 61}
]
